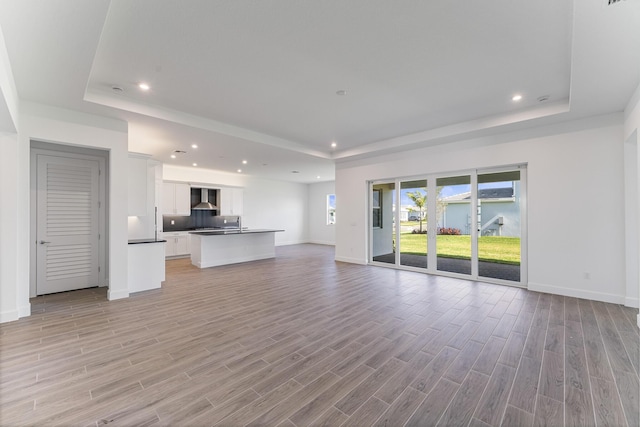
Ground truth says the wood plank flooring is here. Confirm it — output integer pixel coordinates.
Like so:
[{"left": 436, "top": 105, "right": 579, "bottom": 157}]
[{"left": 1, "top": 244, "right": 638, "bottom": 426}]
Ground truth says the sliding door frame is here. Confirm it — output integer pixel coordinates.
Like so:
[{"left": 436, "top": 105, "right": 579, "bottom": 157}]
[{"left": 368, "top": 164, "right": 528, "bottom": 288}]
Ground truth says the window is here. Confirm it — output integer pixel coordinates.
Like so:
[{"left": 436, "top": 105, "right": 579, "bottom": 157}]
[
  {"left": 372, "top": 189, "right": 382, "bottom": 228},
  {"left": 327, "top": 194, "right": 336, "bottom": 225}
]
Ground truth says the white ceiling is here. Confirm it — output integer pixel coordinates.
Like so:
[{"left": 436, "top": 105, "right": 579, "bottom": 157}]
[{"left": 0, "top": 0, "right": 639, "bottom": 183}]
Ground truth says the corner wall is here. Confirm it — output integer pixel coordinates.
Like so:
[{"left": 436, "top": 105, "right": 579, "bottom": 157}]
[
  {"left": 624, "top": 81, "right": 640, "bottom": 325},
  {"left": 336, "top": 113, "right": 630, "bottom": 305},
  {"left": 18, "top": 103, "right": 129, "bottom": 309},
  {"left": 308, "top": 181, "right": 336, "bottom": 245}
]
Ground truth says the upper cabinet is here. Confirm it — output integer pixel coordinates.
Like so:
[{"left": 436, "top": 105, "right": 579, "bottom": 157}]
[
  {"left": 128, "top": 153, "right": 150, "bottom": 216},
  {"left": 162, "top": 182, "right": 191, "bottom": 216},
  {"left": 219, "top": 187, "right": 244, "bottom": 216}
]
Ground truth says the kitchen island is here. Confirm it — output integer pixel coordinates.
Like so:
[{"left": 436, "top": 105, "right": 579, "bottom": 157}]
[{"left": 190, "top": 229, "right": 284, "bottom": 268}]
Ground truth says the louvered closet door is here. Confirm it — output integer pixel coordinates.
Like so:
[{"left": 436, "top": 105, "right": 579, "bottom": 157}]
[{"left": 36, "top": 155, "right": 100, "bottom": 295}]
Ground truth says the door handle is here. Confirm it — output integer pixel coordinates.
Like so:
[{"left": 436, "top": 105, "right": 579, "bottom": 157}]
[{"left": 39, "top": 240, "right": 51, "bottom": 244}]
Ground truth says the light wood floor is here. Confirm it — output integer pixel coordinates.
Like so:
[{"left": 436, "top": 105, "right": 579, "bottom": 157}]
[{"left": 1, "top": 244, "right": 638, "bottom": 426}]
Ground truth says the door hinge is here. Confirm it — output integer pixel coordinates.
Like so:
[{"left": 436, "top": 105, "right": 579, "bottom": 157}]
[
  {"left": 98, "top": 233, "right": 101, "bottom": 240},
  {"left": 98, "top": 266, "right": 101, "bottom": 272},
  {"left": 99, "top": 169, "right": 101, "bottom": 176},
  {"left": 98, "top": 201, "right": 101, "bottom": 208}
]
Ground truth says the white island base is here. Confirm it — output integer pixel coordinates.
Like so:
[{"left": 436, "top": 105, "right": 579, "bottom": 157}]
[{"left": 190, "top": 230, "right": 283, "bottom": 268}]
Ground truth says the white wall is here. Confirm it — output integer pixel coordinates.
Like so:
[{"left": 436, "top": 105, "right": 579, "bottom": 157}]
[
  {"left": 0, "top": 23, "right": 18, "bottom": 132},
  {"left": 19, "top": 103, "right": 130, "bottom": 305},
  {"left": 128, "top": 161, "right": 162, "bottom": 240},
  {"left": 336, "top": 113, "right": 631, "bottom": 305},
  {"left": 163, "top": 165, "right": 309, "bottom": 246},
  {"left": 0, "top": 132, "right": 20, "bottom": 322},
  {"left": 624, "top": 81, "right": 640, "bottom": 325},
  {"left": 308, "top": 181, "right": 336, "bottom": 245}
]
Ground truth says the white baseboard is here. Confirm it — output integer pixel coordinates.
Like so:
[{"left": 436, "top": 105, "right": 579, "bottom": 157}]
[
  {"left": 625, "top": 297, "right": 639, "bottom": 309},
  {"left": 18, "top": 303, "right": 31, "bottom": 318},
  {"left": 108, "top": 289, "right": 130, "bottom": 300},
  {"left": 0, "top": 309, "right": 19, "bottom": 323},
  {"left": 334, "top": 256, "right": 367, "bottom": 265},
  {"left": 528, "top": 282, "right": 625, "bottom": 305},
  {"left": 307, "top": 240, "right": 336, "bottom": 246}
]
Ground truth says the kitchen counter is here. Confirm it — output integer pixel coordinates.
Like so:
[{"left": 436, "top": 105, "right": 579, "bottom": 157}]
[
  {"left": 128, "top": 238, "right": 167, "bottom": 244},
  {"left": 188, "top": 228, "right": 283, "bottom": 236},
  {"left": 190, "top": 229, "right": 284, "bottom": 268}
]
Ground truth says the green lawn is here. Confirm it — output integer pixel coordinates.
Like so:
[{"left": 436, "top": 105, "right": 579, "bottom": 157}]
[{"left": 399, "top": 233, "right": 521, "bottom": 265}]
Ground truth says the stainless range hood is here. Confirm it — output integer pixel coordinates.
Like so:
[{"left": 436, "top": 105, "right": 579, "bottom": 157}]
[{"left": 192, "top": 188, "right": 217, "bottom": 210}]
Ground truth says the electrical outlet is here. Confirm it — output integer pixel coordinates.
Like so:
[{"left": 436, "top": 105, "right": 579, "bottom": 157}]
[{"left": 171, "top": 220, "right": 175, "bottom": 225}]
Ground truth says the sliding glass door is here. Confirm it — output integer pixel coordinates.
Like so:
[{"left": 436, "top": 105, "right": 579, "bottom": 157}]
[
  {"left": 400, "top": 180, "right": 428, "bottom": 269},
  {"left": 477, "top": 170, "right": 522, "bottom": 282},
  {"left": 369, "top": 165, "right": 526, "bottom": 286},
  {"left": 436, "top": 175, "right": 472, "bottom": 275}
]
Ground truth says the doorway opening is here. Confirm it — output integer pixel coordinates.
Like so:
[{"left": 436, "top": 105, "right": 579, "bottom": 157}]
[{"left": 30, "top": 141, "right": 109, "bottom": 297}]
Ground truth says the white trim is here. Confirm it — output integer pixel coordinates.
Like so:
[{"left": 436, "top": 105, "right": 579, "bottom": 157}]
[
  {"left": 18, "top": 304, "right": 30, "bottom": 318},
  {"left": 335, "top": 256, "right": 367, "bottom": 265},
  {"left": 624, "top": 297, "right": 639, "bottom": 308},
  {"left": 528, "top": 282, "right": 626, "bottom": 305},
  {"left": 107, "top": 289, "right": 130, "bottom": 300},
  {"left": 307, "top": 240, "right": 336, "bottom": 246},
  {"left": 0, "top": 309, "right": 19, "bottom": 323}
]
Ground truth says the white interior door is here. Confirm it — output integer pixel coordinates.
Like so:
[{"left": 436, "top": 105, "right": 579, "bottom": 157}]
[{"left": 36, "top": 155, "right": 100, "bottom": 295}]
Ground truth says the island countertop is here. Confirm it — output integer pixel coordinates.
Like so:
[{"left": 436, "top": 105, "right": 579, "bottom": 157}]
[
  {"left": 189, "top": 229, "right": 284, "bottom": 236},
  {"left": 190, "top": 229, "right": 284, "bottom": 268}
]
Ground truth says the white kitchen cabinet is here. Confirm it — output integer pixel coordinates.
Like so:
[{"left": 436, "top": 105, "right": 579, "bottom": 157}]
[
  {"left": 162, "top": 231, "right": 191, "bottom": 257},
  {"left": 162, "top": 182, "right": 191, "bottom": 216},
  {"left": 219, "top": 187, "right": 244, "bottom": 216},
  {"left": 127, "top": 153, "right": 150, "bottom": 216}
]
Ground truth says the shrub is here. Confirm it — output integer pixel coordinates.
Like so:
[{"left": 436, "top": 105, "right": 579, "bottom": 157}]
[
  {"left": 438, "top": 227, "right": 461, "bottom": 235},
  {"left": 411, "top": 229, "right": 427, "bottom": 234}
]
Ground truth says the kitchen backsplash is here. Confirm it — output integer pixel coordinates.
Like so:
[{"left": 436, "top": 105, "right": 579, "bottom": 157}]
[
  {"left": 163, "top": 209, "right": 217, "bottom": 231},
  {"left": 163, "top": 214, "right": 241, "bottom": 231}
]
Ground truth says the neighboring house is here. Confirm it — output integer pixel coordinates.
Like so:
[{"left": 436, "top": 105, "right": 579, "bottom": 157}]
[{"left": 440, "top": 183, "right": 521, "bottom": 236}]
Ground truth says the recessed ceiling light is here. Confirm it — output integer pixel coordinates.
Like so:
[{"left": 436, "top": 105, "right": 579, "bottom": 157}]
[
  {"left": 170, "top": 154, "right": 176, "bottom": 159},
  {"left": 512, "top": 94, "right": 522, "bottom": 102},
  {"left": 192, "top": 163, "right": 197, "bottom": 167},
  {"left": 111, "top": 86, "right": 124, "bottom": 94},
  {"left": 237, "top": 169, "right": 242, "bottom": 173},
  {"left": 537, "top": 95, "right": 550, "bottom": 103},
  {"left": 139, "top": 83, "right": 150, "bottom": 91},
  {"left": 336, "top": 90, "right": 347, "bottom": 96},
  {"left": 331, "top": 141, "right": 337, "bottom": 148},
  {"left": 242, "top": 160, "right": 247, "bottom": 164},
  {"left": 191, "top": 144, "right": 198, "bottom": 149},
  {"left": 316, "top": 175, "right": 321, "bottom": 179}
]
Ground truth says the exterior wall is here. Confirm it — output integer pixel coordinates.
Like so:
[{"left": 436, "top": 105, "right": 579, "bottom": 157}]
[
  {"left": 336, "top": 113, "right": 630, "bottom": 305},
  {"left": 308, "top": 181, "right": 336, "bottom": 245},
  {"left": 445, "top": 199, "right": 521, "bottom": 237},
  {"left": 163, "top": 165, "right": 309, "bottom": 246}
]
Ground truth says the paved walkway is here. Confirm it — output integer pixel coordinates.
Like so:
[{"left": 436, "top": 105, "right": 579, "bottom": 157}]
[{"left": 372, "top": 253, "right": 521, "bottom": 282}]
